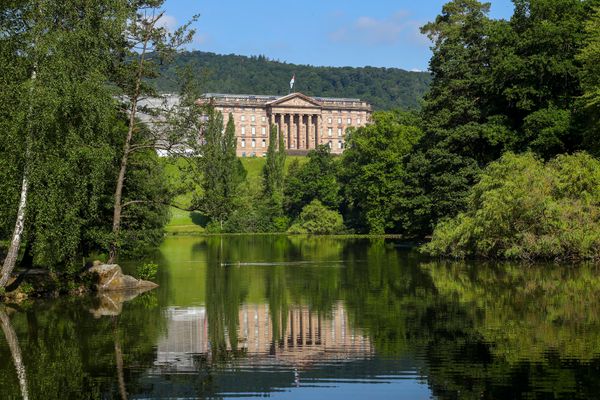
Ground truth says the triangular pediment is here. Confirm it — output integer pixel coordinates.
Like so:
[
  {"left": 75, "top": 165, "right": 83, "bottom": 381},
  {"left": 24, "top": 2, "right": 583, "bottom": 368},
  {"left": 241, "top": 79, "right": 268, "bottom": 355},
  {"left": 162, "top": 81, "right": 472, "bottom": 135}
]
[{"left": 267, "top": 92, "right": 322, "bottom": 108}]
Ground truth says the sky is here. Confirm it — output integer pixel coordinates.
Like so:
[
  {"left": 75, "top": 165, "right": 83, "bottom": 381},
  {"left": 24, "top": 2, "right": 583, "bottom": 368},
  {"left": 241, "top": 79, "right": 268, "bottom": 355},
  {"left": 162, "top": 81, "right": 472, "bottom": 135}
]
[{"left": 162, "top": 0, "right": 515, "bottom": 71}]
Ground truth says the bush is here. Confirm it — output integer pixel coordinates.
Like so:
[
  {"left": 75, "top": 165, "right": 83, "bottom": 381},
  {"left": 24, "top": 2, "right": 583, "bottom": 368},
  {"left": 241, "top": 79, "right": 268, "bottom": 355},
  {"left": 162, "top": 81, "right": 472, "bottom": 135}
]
[
  {"left": 422, "top": 152, "right": 600, "bottom": 261},
  {"left": 288, "top": 200, "right": 345, "bottom": 234},
  {"left": 137, "top": 262, "right": 159, "bottom": 281}
]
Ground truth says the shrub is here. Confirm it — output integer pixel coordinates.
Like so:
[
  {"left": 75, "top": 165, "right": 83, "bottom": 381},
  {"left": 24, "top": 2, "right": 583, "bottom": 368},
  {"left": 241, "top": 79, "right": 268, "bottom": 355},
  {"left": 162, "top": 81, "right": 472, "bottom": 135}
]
[
  {"left": 288, "top": 200, "right": 345, "bottom": 234},
  {"left": 137, "top": 262, "right": 159, "bottom": 281},
  {"left": 422, "top": 152, "right": 600, "bottom": 261}
]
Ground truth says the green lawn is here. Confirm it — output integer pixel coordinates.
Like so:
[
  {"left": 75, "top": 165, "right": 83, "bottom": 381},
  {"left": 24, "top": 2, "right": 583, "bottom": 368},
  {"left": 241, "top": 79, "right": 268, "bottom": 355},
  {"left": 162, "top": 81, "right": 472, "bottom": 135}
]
[{"left": 163, "top": 155, "right": 306, "bottom": 234}]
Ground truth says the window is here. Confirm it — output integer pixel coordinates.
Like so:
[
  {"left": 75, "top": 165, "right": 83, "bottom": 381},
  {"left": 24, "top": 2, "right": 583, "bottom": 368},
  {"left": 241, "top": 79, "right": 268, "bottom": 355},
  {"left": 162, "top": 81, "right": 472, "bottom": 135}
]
[
  {"left": 328, "top": 117, "right": 332, "bottom": 124},
  {"left": 347, "top": 118, "right": 352, "bottom": 124},
  {"left": 262, "top": 139, "right": 266, "bottom": 148},
  {"left": 262, "top": 127, "right": 266, "bottom": 136},
  {"left": 338, "top": 140, "right": 342, "bottom": 149},
  {"left": 251, "top": 139, "right": 256, "bottom": 148},
  {"left": 337, "top": 128, "right": 342, "bottom": 137},
  {"left": 337, "top": 117, "right": 342, "bottom": 124},
  {"left": 328, "top": 127, "right": 333, "bottom": 137},
  {"left": 241, "top": 139, "right": 246, "bottom": 148},
  {"left": 241, "top": 115, "right": 245, "bottom": 122},
  {"left": 251, "top": 126, "right": 256, "bottom": 136},
  {"left": 328, "top": 140, "right": 332, "bottom": 148},
  {"left": 241, "top": 127, "right": 246, "bottom": 136},
  {"left": 261, "top": 116, "right": 266, "bottom": 122},
  {"left": 357, "top": 118, "right": 361, "bottom": 124},
  {"left": 251, "top": 115, "right": 256, "bottom": 122}
]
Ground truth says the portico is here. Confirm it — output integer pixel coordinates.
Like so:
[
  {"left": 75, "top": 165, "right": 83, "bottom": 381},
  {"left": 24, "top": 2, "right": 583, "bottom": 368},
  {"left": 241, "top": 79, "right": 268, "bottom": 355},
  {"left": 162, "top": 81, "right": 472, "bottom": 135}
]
[{"left": 199, "top": 92, "right": 372, "bottom": 156}]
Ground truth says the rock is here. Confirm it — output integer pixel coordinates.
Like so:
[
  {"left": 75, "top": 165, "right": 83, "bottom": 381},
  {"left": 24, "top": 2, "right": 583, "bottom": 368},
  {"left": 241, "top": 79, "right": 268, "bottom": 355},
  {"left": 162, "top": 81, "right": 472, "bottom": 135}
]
[{"left": 88, "top": 263, "right": 158, "bottom": 292}]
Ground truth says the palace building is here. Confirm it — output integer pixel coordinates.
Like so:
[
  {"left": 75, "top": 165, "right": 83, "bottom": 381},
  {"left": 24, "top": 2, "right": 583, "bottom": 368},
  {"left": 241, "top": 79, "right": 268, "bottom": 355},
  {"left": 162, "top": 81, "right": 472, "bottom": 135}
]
[{"left": 199, "top": 92, "right": 372, "bottom": 156}]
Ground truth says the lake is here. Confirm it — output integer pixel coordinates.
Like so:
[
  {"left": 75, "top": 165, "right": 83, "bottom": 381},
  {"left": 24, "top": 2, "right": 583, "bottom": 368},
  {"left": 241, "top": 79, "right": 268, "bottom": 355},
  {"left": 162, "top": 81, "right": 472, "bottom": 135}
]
[{"left": 1, "top": 235, "right": 600, "bottom": 399}]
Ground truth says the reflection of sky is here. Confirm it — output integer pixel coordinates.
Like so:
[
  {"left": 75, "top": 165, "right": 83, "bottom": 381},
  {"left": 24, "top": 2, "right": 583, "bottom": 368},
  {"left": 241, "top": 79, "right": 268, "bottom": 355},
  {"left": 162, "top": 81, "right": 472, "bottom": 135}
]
[{"left": 228, "top": 380, "right": 431, "bottom": 400}]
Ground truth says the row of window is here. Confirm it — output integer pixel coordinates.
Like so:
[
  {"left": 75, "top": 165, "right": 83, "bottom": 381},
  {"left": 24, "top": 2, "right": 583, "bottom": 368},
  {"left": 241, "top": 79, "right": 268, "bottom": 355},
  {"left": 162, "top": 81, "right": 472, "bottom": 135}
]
[
  {"left": 241, "top": 138, "right": 266, "bottom": 148},
  {"left": 240, "top": 115, "right": 267, "bottom": 123},
  {"left": 327, "top": 127, "right": 346, "bottom": 137},
  {"left": 239, "top": 126, "right": 345, "bottom": 137},
  {"left": 326, "top": 117, "right": 361, "bottom": 124},
  {"left": 240, "top": 126, "right": 267, "bottom": 137},
  {"left": 240, "top": 139, "right": 344, "bottom": 149},
  {"left": 237, "top": 115, "right": 362, "bottom": 125}
]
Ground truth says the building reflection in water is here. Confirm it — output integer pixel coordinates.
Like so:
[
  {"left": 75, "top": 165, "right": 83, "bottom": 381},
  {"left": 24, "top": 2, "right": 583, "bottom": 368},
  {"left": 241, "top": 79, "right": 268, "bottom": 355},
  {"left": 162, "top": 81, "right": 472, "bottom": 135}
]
[{"left": 155, "top": 302, "right": 371, "bottom": 372}]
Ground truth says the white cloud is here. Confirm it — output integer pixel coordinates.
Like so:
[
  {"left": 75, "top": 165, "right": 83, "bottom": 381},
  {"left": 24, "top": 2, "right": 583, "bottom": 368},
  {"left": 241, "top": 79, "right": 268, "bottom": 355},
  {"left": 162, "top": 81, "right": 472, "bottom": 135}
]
[
  {"left": 157, "top": 14, "right": 178, "bottom": 33},
  {"left": 329, "top": 11, "right": 426, "bottom": 46}
]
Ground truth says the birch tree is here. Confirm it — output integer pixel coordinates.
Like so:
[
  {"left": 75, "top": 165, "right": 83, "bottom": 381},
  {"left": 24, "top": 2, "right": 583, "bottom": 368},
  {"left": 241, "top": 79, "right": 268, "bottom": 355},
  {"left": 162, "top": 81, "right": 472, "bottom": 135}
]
[{"left": 0, "top": 0, "right": 129, "bottom": 286}]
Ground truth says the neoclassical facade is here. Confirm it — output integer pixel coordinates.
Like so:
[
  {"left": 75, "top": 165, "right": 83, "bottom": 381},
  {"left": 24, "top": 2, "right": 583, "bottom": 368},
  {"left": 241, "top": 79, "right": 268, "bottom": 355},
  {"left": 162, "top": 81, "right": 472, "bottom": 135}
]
[{"left": 200, "top": 92, "right": 372, "bottom": 156}]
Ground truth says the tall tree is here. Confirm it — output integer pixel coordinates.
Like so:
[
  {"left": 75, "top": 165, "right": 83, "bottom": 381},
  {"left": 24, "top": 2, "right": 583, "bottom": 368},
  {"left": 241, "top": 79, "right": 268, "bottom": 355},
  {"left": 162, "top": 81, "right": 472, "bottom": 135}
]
[
  {"left": 400, "top": 0, "right": 509, "bottom": 237},
  {"left": 108, "top": 3, "right": 197, "bottom": 262},
  {"left": 340, "top": 111, "right": 422, "bottom": 234},
  {"left": 284, "top": 145, "right": 341, "bottom": 218},
  {"left": 578, "top": 5, "right": 600, "bottom": 155},
  {"left": 262, "top": 123, "right": 287, "bottom": 225},
  {"left": 0, "top": 0, "right": 129, "bottom": 285},
  {"left": 196, "top": 111, "right": 246, "bottom": 229}
]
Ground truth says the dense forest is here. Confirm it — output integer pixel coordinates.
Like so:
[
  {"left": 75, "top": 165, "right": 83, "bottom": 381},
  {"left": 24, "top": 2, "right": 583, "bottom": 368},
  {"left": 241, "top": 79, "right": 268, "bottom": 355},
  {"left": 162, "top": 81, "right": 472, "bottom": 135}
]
[{"left": 150, "top": 51, "right": 432, "bottom": 110}]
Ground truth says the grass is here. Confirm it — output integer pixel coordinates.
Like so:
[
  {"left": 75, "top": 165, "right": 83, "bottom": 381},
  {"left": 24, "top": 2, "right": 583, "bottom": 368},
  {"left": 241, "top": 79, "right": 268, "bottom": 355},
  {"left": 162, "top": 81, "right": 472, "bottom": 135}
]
[{"left": 162, "top": 155, "right": 307, "bottom": 234}]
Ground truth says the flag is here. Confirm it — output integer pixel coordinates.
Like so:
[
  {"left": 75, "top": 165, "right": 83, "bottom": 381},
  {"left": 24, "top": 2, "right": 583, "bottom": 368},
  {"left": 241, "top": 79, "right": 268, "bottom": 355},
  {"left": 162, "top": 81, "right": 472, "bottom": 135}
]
[{"left": 289, "top": 74, "right": 295, "bottom": 90}]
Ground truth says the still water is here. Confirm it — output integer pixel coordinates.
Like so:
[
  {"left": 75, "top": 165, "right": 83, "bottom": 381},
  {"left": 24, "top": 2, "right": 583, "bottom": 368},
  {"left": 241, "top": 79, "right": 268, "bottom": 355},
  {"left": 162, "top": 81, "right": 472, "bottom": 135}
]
[{"left": 2, "top": 235, "right": 600, "bottom": 399}]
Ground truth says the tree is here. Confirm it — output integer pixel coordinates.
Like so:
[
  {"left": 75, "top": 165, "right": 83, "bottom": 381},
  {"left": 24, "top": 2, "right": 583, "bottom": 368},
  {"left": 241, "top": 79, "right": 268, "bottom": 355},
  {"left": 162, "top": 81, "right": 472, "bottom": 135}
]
[
  {"left": 340, "top": 111, "right": 422, "bottom": 234},
  {"left": 284, "top": 145, "right": 341, "bottom": 218},
  {"left": 108, "top": 2, "right": 197, "bottom": 262},
  {"left": 0, "top": 0, "right": 130, "bottom": 284},
  {"left": 400, "top": 0, "right": 509, "bottom": 237},
  {"left": 578, "top": 5, "right": 600, "bottom": 155},
  {"left": 261, "top": 123, "right": 287, "bottom": 228},
  {"left": 196, "top": 111, "right": 246, "bottom": 229}
]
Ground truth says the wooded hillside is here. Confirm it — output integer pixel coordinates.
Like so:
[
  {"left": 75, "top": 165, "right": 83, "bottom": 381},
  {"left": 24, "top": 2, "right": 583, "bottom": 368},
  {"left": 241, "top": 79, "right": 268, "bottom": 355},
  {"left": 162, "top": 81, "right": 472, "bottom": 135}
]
[{"left": 151, "top": 51, "right": 432, "bottom": 110}]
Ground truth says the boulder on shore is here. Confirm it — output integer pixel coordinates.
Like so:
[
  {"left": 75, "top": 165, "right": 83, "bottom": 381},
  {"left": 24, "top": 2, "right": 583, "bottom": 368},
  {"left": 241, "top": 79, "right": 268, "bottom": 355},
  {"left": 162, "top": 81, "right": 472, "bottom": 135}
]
[{"left": 89, "top": 263, "right": 158, "bottom": 292}]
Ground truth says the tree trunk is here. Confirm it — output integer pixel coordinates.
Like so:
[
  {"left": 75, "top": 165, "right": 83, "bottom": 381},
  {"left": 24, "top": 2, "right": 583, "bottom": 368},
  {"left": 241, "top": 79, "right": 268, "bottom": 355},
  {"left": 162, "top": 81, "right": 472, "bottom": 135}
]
[
  {"left": 0, "top": 176, "right": 29, "bottom": 288},
  {"left": 1, "top": 67, "right": 37, "bottom": 288},
  {"left": 108, "top": 117, "right": 135, "bottom": 264},
  {"left": 108, "top": 26, "right": 152, "bottom": 264},
  {"left": 0, "top": 308, "right": 30, "bottom": 400}
]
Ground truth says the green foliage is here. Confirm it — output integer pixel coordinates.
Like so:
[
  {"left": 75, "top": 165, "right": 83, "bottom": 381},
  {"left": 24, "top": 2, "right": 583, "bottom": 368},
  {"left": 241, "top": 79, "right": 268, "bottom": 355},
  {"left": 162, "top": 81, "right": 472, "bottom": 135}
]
[
  {"left": 150, "top": 51, "right": 432, "bottom": 110},
  {"left": 340, "top": 110, "right": 422, "bottom": 233},
  {"left": 423, "top": 152, "right": 600, "bottom": 260},
  {"left": 578, "top": 5, "right": 600, "bottom": 155},
  {"left": 136, "top": 262, "right": 158, "bottom": 281},
  {"left": 0, "top": 0, "right": 130, "bottom": 271},
  {"left": 284, "top": 145, "right": 341, "bottom": 218},
  {"left": 399, "top": 0, "right": 600, "bottom": 237},
  {"left": 194, "top": 110, "right": 246, "bottom": 228},
  {"left": 288, "top": 200, "right": 345, "bottom": 234}
]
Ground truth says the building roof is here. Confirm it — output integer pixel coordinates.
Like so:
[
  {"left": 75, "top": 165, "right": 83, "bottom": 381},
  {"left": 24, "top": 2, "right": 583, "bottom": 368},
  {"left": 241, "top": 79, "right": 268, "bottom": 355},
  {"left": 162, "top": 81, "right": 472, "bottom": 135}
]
[{"left": 202, "top": 92, "right": 362, "bottom": 103}]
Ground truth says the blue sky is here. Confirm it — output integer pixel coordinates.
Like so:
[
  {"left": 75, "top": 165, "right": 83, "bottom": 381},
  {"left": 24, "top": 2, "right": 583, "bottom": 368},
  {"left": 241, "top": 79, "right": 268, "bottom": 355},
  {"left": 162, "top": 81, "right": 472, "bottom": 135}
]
[{"left": 162, "top": 0, "right": 515, "bottom": 71}]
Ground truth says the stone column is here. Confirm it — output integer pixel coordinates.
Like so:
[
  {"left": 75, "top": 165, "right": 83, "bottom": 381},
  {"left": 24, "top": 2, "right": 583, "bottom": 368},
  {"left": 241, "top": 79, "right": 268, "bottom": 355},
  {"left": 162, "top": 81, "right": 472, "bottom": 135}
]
[
  {"left": 299, "top": 114, "right": 305, "bottom": 149},
  {"left": 292, "top": 114, "right": 297, "bottom": 149},
  {"left": 306, "top": 115, "right": 311, "bottom": 150},
  {"left": 316, "top": 115, "right": 322, "bottom": 146},
  {"left": 287, "top": 113, "right": 293, "bottom": 149}
]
